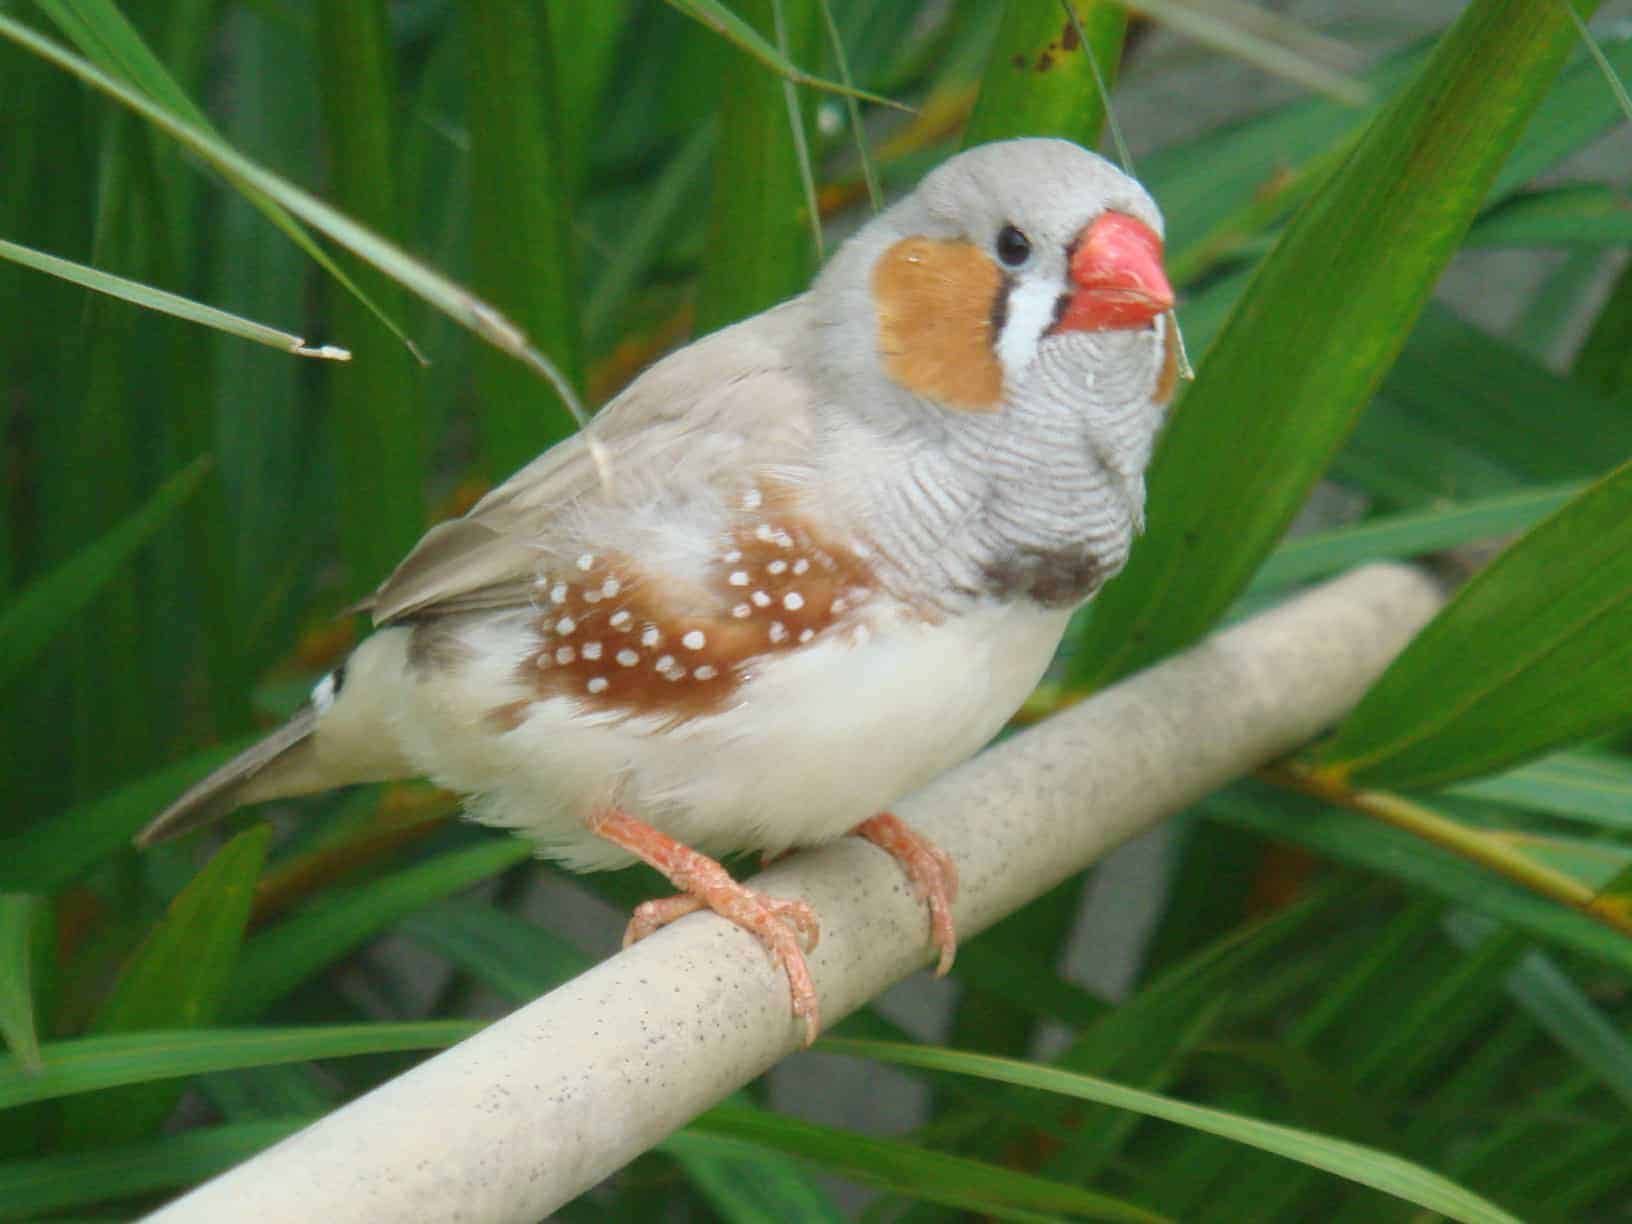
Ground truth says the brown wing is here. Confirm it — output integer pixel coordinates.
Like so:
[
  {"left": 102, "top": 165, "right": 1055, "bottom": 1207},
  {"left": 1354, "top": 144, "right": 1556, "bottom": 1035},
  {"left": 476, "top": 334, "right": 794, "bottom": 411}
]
[{"left": 367, "top": 301, "right": 818, "bottom": 627}]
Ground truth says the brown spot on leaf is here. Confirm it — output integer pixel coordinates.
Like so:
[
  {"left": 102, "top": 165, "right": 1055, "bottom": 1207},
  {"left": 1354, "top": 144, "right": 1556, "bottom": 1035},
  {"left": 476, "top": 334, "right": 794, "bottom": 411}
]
[
  {"left": 1061, "top": 20, "right": 1080, "bottom": 51},
  {"left": 873, "top": 237, "right": 1006, "bottom": 411},
  {"left": 1035, "top": 51, "right": 1055, "bottom": 72},
  {"left": 1011, "top": 53, "right": 1026, "bottom": 70}
]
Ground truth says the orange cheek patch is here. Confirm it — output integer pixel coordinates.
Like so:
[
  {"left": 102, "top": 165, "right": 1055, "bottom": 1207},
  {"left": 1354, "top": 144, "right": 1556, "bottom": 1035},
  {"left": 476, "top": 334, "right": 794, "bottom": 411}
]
[{"left": 872, "top": 237, "right": 1006, "bottom": 411}]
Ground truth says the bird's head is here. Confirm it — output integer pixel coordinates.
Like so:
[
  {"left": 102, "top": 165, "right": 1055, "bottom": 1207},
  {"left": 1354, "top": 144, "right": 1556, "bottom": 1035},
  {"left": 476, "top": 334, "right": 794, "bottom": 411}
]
[{"left": 809, "top": 138, "right": 1177, "bottom": 422}]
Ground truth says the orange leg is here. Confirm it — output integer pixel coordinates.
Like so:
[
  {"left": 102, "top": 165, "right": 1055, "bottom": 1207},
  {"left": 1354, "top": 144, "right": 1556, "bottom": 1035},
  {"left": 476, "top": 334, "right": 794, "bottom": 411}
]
[
  {"left": 589, "top": 807, "right": 822, "bottom": 1045},
  {"left": 852, "top": 812, "right": 959, "bottom": 976}
]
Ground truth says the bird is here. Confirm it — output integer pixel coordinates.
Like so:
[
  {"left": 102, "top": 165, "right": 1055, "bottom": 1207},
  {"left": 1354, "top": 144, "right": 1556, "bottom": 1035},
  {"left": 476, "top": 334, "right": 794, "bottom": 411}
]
[{"left": 138, "top": 137, "right": 1179, "bottom": 1046}]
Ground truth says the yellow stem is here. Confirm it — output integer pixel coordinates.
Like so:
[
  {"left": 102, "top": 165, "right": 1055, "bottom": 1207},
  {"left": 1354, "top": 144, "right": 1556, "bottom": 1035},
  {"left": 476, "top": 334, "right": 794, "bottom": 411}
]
[{"left": 1265, "top": 762, "right": 1632, "bottom": 939}]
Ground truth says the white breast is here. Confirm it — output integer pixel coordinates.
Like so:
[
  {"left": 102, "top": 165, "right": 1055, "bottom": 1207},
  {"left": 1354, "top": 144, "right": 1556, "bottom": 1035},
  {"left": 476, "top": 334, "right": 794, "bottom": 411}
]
[{"left": 384, "top": 600, "right": 1072, "bottom": 870}]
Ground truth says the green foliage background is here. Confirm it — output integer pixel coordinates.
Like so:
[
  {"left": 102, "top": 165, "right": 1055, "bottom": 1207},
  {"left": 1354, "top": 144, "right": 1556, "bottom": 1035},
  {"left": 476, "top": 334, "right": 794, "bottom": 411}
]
[{"left": 1, "top": 0, "right": 1630, "bottom": 1218}]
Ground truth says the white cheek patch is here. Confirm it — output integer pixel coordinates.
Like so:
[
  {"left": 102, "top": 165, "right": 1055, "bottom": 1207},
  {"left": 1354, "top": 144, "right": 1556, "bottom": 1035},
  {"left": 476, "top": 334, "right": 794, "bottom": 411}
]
[{"left": 996, "top": 277, "right": 1063, "bottom": 387}]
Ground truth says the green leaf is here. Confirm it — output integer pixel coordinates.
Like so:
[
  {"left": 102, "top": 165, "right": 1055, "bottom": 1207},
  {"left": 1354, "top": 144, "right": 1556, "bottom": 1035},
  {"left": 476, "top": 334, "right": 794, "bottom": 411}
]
[
  {"left": 1318, "top": 460, "right": 1632, "bottom": 789},
  {"left": 0, "top": 896, "right": 44, "bottom": 1075},
  {"left": 1449, "top": 750, "right": 1632, "bottom": 829},
  {"left": 0, "top": 456, "right": 209, "bottom": 690},
  {"left": 1073, "top": 0, "right": 1596, "bottom": 687},
  {"left": 1246, "top": 482, "right": 1582, "bottom": 595},
  {"left": 34, "top": 0, "right": 416, "bottom": 357},
  {"left": 1445, "top": 913, "right": 1632, "bottom": 1113},
  {"left": 1208, "top": 786, "right": 1632, "bottom": 977},
  {"left": 461, "top": 0, "right": 584, "bottom": 475},
  {"left": 693, "top": 0, "right": 821, "bottom": 335},
  {"left": 228, "top": 838, "right": 533, "bottom": 1019},
  {"left": 0, "top": 1022, "right": 474, "bottom": 1109},
  {"left": 682, "top": 1104, "right": 1170, "bottom": 1223},
  {"left": 59, "top": 826, "right": 270, "bottom": 1145},
  {"left": 823, "top": 1039, "right": 1520, "bottom": 1224},
  {"left": 0, "top": 238, "right": 348, "bottom": 358},
  {"left": 0, "top": 15, "right": 585, "bottom": 426},
  {"left": 1469, "top": 184, "right": 1632, "bottom": 247},
  {"left": 0, "top": 1117, "right": 309, "bottom": 1220},
  {"left": 665, "top": 0, "right": 907, "bottom": 111},
  {"left": 398, "top": 899, "right": 590, "bottom": 1003},
  {"left": 0, "top": 738, "right": 253, "bottom": 894},
  {"left": 315, "top": 1, "right": 426, "bottom": 590},
  {"left": 962, "top": 2, "right": 1127, "bottom": 149}
]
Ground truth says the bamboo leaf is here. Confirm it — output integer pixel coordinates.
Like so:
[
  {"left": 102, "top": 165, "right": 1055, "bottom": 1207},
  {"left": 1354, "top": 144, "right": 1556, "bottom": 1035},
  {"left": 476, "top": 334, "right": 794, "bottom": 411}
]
[
  {"left": 59, "top": 827, "right": 270, "bottom": 1146},
  {"left": 0, "top": 738, "right": 249, "bottom": 894},
  {"left": 1246, "top": 482, "right": 1582, "bottom": 595},
  {"left": 228, "top": 838, "right": 533, "bottom": 1019},
  {"left": 0, "top": 1022, "right": 474, "bottom": 1109},
  {"left": 0, "top": 237, "right": 347, "bottom": 358},
  {"left": 1073, "top": 0, "right": 1599, "bottom": 687},
  {"left": 683, "top": 1104, "right": 1170, "bottom": 1222},
  {"left": 0, "top": 1117, "right": 308, "bottom": 1220},
  {"left": 962, "top": 2, "right": 1128, "bottom": 149},
  {"left": 823, "top": 1039, "right": 1520, "bottom": 1224},
  {"left": 461, "top": 0, "right": 583, "bottom": 475},
  {"left": 1450, "top": 750, "right": 1632, "bottom": 829},
  {"left": 0, "top": 456, "right": 209, "bottom": 690},
  {"left": 693, "top": 0, "right": 821, "bottom": 335},
  {"left": 0, "top": 896, "right": 44, "bottom": 1075},
  {"left": 0, "top": 16, "right": 586, "bottom": 427},
  {"left": 1318, "top": 460, "right": 1632, "bottom": 789},
  {"left": 35, "top": 0, "right": 418, "bottom": 357},
  {"left": 665, "top": 0, "right": 908, "bottom": 111},
  {"left": 315, "top": 1, "right": 427, "bottom": 589}
]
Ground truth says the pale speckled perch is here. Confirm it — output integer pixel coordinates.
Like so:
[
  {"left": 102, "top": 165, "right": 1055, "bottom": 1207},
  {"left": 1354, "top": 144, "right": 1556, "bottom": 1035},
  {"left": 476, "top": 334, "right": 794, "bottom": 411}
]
[{"left": 145, "top": 562, "right": 1445, "bottom": 1224}]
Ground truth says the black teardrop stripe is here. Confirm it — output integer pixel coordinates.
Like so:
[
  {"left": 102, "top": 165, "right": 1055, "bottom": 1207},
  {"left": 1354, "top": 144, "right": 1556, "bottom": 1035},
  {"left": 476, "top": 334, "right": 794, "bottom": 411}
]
[{"left": 988, "top": 272, "right": 1014, "bottom": 350}]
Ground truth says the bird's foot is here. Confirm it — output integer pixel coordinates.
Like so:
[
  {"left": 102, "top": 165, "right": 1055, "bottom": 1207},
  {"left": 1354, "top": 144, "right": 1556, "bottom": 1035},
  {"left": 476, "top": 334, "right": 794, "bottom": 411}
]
[
  {"left": 852, "top": 812, "right": 959, "bottom": 976},
  {"left": 589, "top": 807, "right": 822, "bottom": 1045}
]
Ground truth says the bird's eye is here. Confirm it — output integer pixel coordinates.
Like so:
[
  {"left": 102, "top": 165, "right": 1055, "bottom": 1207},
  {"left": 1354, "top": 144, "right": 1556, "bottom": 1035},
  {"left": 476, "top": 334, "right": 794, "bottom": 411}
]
[{"left": 995, "top": 224, "right": 1031, "bottom": 268}]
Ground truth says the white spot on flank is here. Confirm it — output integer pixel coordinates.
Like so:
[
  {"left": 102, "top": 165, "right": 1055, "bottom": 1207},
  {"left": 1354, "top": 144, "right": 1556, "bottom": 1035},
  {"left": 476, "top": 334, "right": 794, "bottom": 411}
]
[
  {"left": 581, "top": 642, "right": 602, "bottom": 660},
  {"left": 732, "top": 603, "right": 751, "bottom": 618},
  {"left": 655, "top": 654, "right": 676, "bottom": 672},
  {"left": 693, "top": 665, "right": 718, "bottom": 680},
  {"left": 724, "top": 550, "right": 743, "bottom": 563},
  {"left": 773, "top": 531, "right": 793, "bottom": 549},
  {"left": 550, "top": 583, "right": 567, "bottom": 605},
  {"left": 767, "top": 560, "right": 787, "bottom": 575},
  {"left": 751, "top": 591, "right": 771, "bottom": 607},
  {"left": 743, "top": 488, "right": 763, "bottom": 510},
  {"left": 601, "top": 578, "right": 621, "bottom": 598},
  {"left": 556, "top": 616, "right": 576, "bottom": 636},
  {"left": 586, "top": 676, "right": 608, "bottom": 694},
  {"left": 769, "top": 621, "right": 787, "bottom": 643},
  {"left": 831, "top": 596, "right": 848, "bottom": 615},
  {"left": 576, "top": 553, "right": 595, "bottom": 571},
  {"left": 616, "top": 649, "right": 639, "bottom": 667},
  {"left": 640, "top": 625, "right": 661, "bottom": 646},
  {"left": 792, "top": 558, "right": 809, "bottom": 574},
  {"left": 799, "top": 628, "right": 815, "bottom": 643},
  {"left": 610, "top": 610, "right": 632, "bottom": 629},
  {"left": 728, "top": 570, "right": 749, "bottom": 587},
  {"left": 583, "top": 588, "right": 602, "bottom": 603},
  {"left": 555, "top": 646, "right": 576, "bottom": 664},
  {"left": 782, "top": 592, "right": 804, "bottom": 611},
  {"left": 682, "top": 630, "right": 706, "bottom": 651},
  {"left": 754, "top": 524, "right": 775, "bottom": 542}
]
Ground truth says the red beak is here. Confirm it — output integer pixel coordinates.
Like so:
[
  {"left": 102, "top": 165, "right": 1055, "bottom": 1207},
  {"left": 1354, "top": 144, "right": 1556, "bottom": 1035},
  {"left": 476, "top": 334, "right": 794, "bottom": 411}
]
[{"left": 1055, "top": 212, "right": 1174, "bottom": 333}]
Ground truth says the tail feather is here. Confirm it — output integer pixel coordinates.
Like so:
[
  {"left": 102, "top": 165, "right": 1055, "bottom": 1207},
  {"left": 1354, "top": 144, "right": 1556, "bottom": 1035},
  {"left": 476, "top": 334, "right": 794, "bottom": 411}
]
[{"left": 135, "top": 710, "right": 318, "bottom": 847}]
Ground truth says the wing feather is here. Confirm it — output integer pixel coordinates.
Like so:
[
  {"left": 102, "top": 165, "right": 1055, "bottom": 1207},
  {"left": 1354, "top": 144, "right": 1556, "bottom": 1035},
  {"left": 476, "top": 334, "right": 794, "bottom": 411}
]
[{"left": 369, "top": 300, "right": 818, "bottom": 626}]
